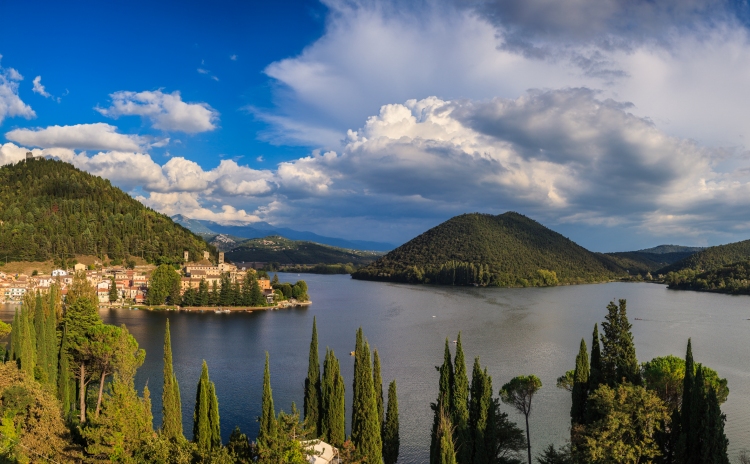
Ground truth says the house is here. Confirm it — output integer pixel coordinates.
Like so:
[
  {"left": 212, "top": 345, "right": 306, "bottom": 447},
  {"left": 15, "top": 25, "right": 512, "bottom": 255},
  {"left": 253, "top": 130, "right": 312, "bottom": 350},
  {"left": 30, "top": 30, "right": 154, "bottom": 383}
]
[
  {"left": 74, "top": 263, "right": 87, "bottom": 272},
  {"left": 51, "top": 269, "right": 68, "bottom": 277}
]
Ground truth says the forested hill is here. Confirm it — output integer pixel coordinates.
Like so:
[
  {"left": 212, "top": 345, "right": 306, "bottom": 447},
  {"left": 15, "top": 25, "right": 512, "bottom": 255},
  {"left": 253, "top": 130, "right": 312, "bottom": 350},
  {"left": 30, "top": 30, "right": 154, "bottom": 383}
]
[
  {"left": 225, "top": 235, "right": 379, "bottom": 266},
  {"left": 0, "top": 158, "right": 214, "bottom": 264},
  {"left": 351, "top": 212, "right": 625, "bottom": 286},
  {"left": 657, "top": 239, "right": 750, "bottom": 274}
]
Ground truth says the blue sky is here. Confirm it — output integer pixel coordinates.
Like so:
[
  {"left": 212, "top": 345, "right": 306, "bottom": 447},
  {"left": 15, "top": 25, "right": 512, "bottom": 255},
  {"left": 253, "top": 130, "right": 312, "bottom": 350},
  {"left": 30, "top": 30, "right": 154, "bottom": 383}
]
[{"left": 4, "top": 0, "right": 750, "bottom": 251}]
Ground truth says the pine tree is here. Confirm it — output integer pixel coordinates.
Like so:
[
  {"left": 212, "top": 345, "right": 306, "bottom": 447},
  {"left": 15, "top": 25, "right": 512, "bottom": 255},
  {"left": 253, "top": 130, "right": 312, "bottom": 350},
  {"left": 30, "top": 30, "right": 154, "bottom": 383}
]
[
  {"left": 431, "top": 339, "right": 455, "bottom": 464},
  {"left": 208, "top": 381, "right": 221, "bottom": 448},
  {"left": 600, "top": 299, "right": 639, "bottom": 385},
  {"left": 373, "top": 348, "right": 384, "bottom": 433},
  {"left": 321, "top": 348, "right": 345, "bottom": 447},
  {"left": 193, "top": 360, "right": 212, "bottom": 449},
  {"left": 452, "top": 332, "right": 471, "bottom": 464},
  {"left": 352, "top": 339, "right": 382, "bottom": 463},
  {"left": 468, "top": 359, "right": 492, "bottom": 464},
  {"left": 571, "top": 338, "right": 589, "bottom": 425},
  {"left": 383, "top": 380, "right": 400, "bottom": 464},
  {"left": 304, "top": 317, "right": 321, "bottom": 436},
  {"left": 162, "top": 319, "right": 183, "bottom": 440},
  {"left": 259, "top": 352, "right": 277, "bottom": 447}
]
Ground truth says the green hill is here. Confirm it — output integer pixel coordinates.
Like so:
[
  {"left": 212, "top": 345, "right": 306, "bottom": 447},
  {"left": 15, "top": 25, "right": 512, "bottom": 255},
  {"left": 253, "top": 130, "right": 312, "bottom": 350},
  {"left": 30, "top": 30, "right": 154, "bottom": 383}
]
[
  {"left": 0, "top": 158, "right": 214, "bottom": 264},
  {"left": 657, "top": 239, "right": 750, "bottom": 274},
  {"left": 637, "top": 245, "right": 705, "bottom": 254},
  {"left": 225, "top": 235, "right": 380, "bottom": 266},
  {"left": 665, "top": 260, "right": 750, "bottom": 294},
  {"left": 351, "top": 212, "right": 625, "bottom": 286},
  {"left": 604, "top": 250, "right": 699, "bottom": 275}
]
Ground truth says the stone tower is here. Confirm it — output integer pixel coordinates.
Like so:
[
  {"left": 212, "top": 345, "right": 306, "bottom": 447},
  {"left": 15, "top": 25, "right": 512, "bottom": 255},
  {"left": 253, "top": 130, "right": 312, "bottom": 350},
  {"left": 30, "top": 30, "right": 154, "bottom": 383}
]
[
  {"left": 218, "top": 252, "right": 225, "bottom": 264},
  {"left": 184, "top": 251, "right": 189, "bottom": 262},
  {"left": 203, "top": 250, "right": 209, "bottom": 260}
]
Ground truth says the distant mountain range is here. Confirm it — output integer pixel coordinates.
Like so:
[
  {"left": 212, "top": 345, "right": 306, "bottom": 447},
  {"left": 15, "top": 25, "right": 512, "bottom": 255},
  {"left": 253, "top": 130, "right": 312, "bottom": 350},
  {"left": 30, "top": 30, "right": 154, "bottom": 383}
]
[
  {"left": 225, "top": 235, "right": 380, "bottom": 266},
  {"left": 171, "top": 214, "right": 396, "bottom": 251}
]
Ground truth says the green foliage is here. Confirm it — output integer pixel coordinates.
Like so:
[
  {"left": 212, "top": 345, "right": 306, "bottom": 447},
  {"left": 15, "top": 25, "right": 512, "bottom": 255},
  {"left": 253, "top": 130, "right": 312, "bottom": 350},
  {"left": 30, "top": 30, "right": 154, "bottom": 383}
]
[
  {"left": 162, "top": 319, "right": 183, "bottom": 440},
  {"left": 352, "top": 212, "right": 626, "bottom": 286},
  {"left": 600, "top": 299, "right": 639, "bottom": 386},
  {"left": 579, "top": 384, "right": 668, "bottom": 464},
  {"left": 571, "top": 339, "right": 589, "bottom": 425},
  {"left": 501, "top": 375, "right": 542, "bottom": 464},
  {"left": 383, "top": 380, "right": 400, "bottom": 464},
  {"left": 589, "top": 324, "right": 603, "bottom": 390},
  {"left": 225, "top": 235, "right": 377, "bottom": 266},
  {"left": 304, "top": 317, "right": 321, "bottom": 436},
  {"left": 0, "top": 158, "right": 213, "bottom": 263},
  {"left": 321, "top": 348, "right": 346, "bottom": 448},
  {"left": 438, "top": 409, "right": 458, "bottom": 464},
  {"left": 452, "top": 333, "right": 471, "bottom": 464},
  {"left": 604, "top": 250, "right": 698, "bottom": 275},
  {"left": 109, "top": 276, "right": 119, "bottom": 303},
  {"left": 373, "top": 349, "right": 384, "bottom": 435},
  {"left": 259, "top": 352, "right": 277, "bottom": 447},
  {"left": 659, "top": 238, "right": 750, "bottom": 274},
  {"left": 193, "top": 360, "right": 221, "bottom": 450},
  {"left": 536, "top": 444, "right": 571, "bottom": 464},
  {"left": 350, "top": 332, "right": 382, "bottom": 463},
  {"left": 431, "top": 339, "right": 455, "bottom": 464},
  {"left": 148, "top": 264, "right": 182, "bottom": 305},
  {"left": 665, "top": 260, "right": 750, "bottom": 294},
  {"left": 469, "top": 358, "right": 493, "bottom": 464}
]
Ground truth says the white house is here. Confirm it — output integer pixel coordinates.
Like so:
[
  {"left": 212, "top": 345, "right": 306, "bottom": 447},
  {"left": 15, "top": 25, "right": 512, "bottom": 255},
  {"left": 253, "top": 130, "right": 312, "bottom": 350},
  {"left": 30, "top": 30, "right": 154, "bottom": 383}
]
[{"left": 51, "top": 269, "right": 68, "bottom": 277}]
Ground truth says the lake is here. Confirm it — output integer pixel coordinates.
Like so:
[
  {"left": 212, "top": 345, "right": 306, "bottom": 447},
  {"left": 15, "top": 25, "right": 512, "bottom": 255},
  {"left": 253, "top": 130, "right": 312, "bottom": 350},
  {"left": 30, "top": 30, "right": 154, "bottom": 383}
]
[{"left": 2, "top": 275, "right": 750, "bottom": 462}]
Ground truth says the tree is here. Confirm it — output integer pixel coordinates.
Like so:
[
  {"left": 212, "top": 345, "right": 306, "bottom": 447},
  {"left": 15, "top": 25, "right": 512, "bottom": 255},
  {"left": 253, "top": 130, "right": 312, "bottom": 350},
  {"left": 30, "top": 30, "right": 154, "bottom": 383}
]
[
  {"left": 373, "top": 349, "right": 384, "bottom": 433},
  {"left": 304, "top": 317, "right": 321, "bottom": 436},
  {"left": 250, "top": 276, "right": 265, "bottom": 306},
  {"left": 437, "top": 408, "right": 458, "bottom": 464},
  {"left": 351, "top": 338, "right": 382, "bottom": 463},
  {"left": 57, "top": 323, "right": 73, "bottom": 415},
  {"left": 580, "top": 383, "right": 668, "bottom": 464},
  {"left": 193, "top": 360, "right": 220, "bottom": 450},
  {"left": 161, "top": 319, "right": 183, "bottom": 440},
  {"left": 468, "top": 358, "right": 492, "bottom": 464},
  {"left": 451, "top": 332, "right": 471, "bottom": 464},
  {"left": 383, "top": 380, "right": 400, "bottom": 464},
  {"left": 600, "top": 299, "right": 639, "bottom": 386},
  {"left": 431, "top": 339, "right": 454, "bottom": 464},
  {"left": 198, "top": 279, "right": 209, "bottom": 306},
  {"left": 501, "top": 375, "right": 542, "bottom": 464},
  {"left": 352, "top": 327, "right": 364, "bottom": 440},
  {"left": 571, "top": 338, "right": 589, "bottom": 425},
  {"left": 208, "top": 381, "right": 222, "bottom": 449},
  {"left": 147, "top": 264, "right": 181, "bottom": 305},
  {"left": 536, "top": 444, "right": 571, "bottom": 464},
  {"left": 258, "top": 352, "right": 277, "bottom": 447},
  {"left": 321, "top": 348, "right": 345, "bottom": 447},
  {"left": 108, "top": 276, "right": 118, "bottom": 303},
  {"left": 589, "top": 324, "right": 602, "bottom": 390}
]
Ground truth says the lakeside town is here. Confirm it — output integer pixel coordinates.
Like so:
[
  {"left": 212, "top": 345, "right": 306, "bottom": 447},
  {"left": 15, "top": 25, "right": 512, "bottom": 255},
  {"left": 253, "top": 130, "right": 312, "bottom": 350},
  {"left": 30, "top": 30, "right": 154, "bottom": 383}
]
[{"left": 0, "top": 250, "right": 308, "bottom": 309}]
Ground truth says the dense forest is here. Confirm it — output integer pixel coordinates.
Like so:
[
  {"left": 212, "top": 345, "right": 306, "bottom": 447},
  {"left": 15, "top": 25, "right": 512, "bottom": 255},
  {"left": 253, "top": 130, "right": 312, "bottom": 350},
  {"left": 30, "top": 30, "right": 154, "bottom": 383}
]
[
  {"left": 352, "top": 212, "right": 626, "bottom": 286},
  {"left": 0, "top": 159, "right": 214, "bottom": 265},
  {"left": 657, "top": 238, "right": 750, "bottom": 274},
  {"left": 226, "top": 236, "right": 378, "bottom": 266},
  {"left": 603, "top": 250, "right": 699, "bottom": 275},
  {"left": 664, "top": 260, "right": 750, "bottom": 294}
]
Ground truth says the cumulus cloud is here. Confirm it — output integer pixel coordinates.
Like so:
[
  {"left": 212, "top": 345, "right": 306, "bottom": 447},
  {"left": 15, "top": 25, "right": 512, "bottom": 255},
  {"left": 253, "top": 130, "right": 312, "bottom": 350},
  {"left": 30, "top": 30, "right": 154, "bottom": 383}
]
[
  {"left": 0, "top": 57, "right": 35, "bottom": 125},
  {"left": 95, "top": 90, "right": 219, "bottom": 133},
  {"left": 32, "top": 76, "right": 51, "bottom": 98},
  {"left": 5, "top": 123, "right": 152, "bottom": 151}
]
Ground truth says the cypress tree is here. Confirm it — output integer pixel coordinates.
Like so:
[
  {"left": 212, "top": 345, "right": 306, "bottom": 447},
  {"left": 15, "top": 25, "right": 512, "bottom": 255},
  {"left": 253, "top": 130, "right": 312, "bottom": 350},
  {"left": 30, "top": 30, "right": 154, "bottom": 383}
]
[
  {"left": 57, "top": 323, "right": 71, "bottom": 415},
  {"left": 373, "top": 348, "right": 384, "bottom": 432},
  {"left": 352, "top": 327, "right": 364, "bottom": 439},
  {"left": 250, "top": 276, "right": 264, "bottom": 306},
  {"left": 304, "top": 317, "right": 321, "bottom": 436},
  {"left": 352, "top": 340, "right": 382, "bottom": 463},
  {"left": 162, "top": 319, "right": 183, "bottom": 440},
  {"left": 44, "top": 292, "right": 57, "bottom": 388},
  {"left": 208, "top": 381, "right": 221, "bottom": 448},
  {"left": 322, "top": 348, "right": 346, "bottom": 447},
  {"left": 431, "top": 339, "right": 454, "bottom": 464},
  {"left": 677, "top": 339, "right": 697, "bottom": 463},
  {"left": 452, "top": 332, "right": 471, "bottom": 464},
  {"left": 570, "top": 338, "right": 589, "bottom": 424},
  {"left": 438, "top": 409, "right": 458, "bottom": 464},
  {"left": 383, "top": 380, "right": 400, "bottom": 464},
  {"left": 33, "top": 292, "right": 48, "bottom": 384},
  {"left": 259, "top": 352, "right": 277, "bottom": 446},
  {"left": 10, "top": 308, "right": 19, "bottom": 361},
  {"left": 704, "top": 384, "right": 729, "bottom": 464},
  {"left": 468, "top": 360, "right": 492, "bottom": 464},
  {"left": 19, "top": 303, "right": 35, "bottom": 378},
  {"left": 193, "top": 360, "right": 211, "bottom": 449},
  {"left": 109, "top": 276, "right": 118, "bottom": 303},
  {"left": 600, "top": 299, "right": 639, "bottom": 385}
]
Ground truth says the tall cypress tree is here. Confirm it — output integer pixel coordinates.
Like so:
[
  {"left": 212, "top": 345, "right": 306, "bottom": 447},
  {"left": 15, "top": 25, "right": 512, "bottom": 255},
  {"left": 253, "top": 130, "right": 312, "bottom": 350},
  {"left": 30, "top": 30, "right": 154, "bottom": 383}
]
[
  {"left": 259, "top": 352, "right": 277, "bottom": 447},
  {"left": 438, "top": 409, "right": 458, "bottom": 464},
  {"left": 19, "top": 303, "right": 36, "bottom": 378},
  {"left": 452, "top": 333, "right": 471, "bottom": 464},
  {"left": 383, "top": 380, "right": 400, "bottom": 464},
  {"left": 10, "top": 308, "right": 19, "bottom": 361},
  {"left": 431, "top": 339, "right": 454, "bottom": 464},
  {"left": 322, "top": 348, "right": 346, "bottom": 447},
  {"left": 304, "top": 317, "right": 321, "bottom": 436},
  {"left": 352, "top": 340, "right": 382, "bottom": 463},
  {"left": 57, "top": 323, "right": 71, "bottom": 415},
  {"left": 704, "top": 384, "right": 729, "bottom": 464},
  {"left": 677, "top": 339, "right": 697, "bottom": 463},
  {"left": 193, "top": 360, "right": 211, "bottom": 449},
  {"left": 33, "top": 292, "right": 48, "bottom": 384},
  {"left": 600, "top": 299, "right": 639, "bottom": 385},
  {"left": 352, "top": 327, "right": 364, "bottom": 439},
  {"left": 44, "top": 291, "right": 57, "bottom": 388},
  {"left": 208, "top": 381, "right": 221, "bottom": 449},
  {"left": 468, "top": 360, "right": 492, "bottom": 464},
  {"left": 373, "top": 348, "right": 384, "bottom": 433},
  {"left": 162, "top": 319, "right": 183, "bottom": 440},
  {"left": 570, "top": 338, "right": 589, "bottom": 425}
]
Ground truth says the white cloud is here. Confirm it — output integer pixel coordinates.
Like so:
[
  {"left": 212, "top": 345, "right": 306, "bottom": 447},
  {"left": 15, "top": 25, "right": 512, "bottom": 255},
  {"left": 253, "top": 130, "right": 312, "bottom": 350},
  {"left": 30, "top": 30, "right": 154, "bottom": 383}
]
[
  {"left": 32, "top": 76, "right": 51, "bottom": 98},
  {"left": 5, "top": 123, "right": 150, "bottom": 151},
  {"left": 0, "top": 57, "right": 35, "bottom": 125},
  {"left": 95, "top": 89, "right": 219, "bottom": 133}
]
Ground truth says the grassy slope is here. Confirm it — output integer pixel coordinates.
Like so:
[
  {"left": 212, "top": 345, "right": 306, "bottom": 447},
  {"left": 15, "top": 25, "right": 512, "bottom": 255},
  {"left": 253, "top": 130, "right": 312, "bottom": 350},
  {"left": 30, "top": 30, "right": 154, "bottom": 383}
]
[
  {"left": 353, "top": 212, "right": 625, "bottom": 283},
  {"left": 225, "top": 236, "right": 379, "bottom": 265}
]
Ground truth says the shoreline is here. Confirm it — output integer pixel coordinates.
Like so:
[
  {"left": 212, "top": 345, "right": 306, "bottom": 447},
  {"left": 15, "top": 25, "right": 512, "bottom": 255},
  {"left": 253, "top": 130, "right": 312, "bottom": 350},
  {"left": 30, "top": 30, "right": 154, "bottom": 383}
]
[{"left": 99, "top": 301, "right": 312, "bottom": 312}]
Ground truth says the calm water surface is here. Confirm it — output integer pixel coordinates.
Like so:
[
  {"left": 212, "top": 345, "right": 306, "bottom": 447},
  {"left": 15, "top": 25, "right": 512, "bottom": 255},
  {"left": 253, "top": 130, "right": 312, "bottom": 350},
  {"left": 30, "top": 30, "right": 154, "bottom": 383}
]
[{"left": 3, "top": 276, "right": 750, "bottom": 462}]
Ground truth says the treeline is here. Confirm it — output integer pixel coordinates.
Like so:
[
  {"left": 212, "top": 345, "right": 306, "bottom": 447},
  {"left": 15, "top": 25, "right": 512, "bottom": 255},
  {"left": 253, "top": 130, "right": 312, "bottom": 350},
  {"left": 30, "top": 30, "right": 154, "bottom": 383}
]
[
  {"left": 143, "top": 265, "right": 309, "bottom": 307},
  {"left": 353, "top": 260, "right": 561, "bottom": 287},
  {"left": 665, "top": 261, "right": 750, "bottom": 294},
  {"left": 353, "top": 212, "right": 624, "bottom": 286},
  {"left": 269, "top": 263, "right": 357, "bottom": 275},
  {"left": 0, "top": 158, "right": 214, "bottom": 264},
  {"left": 658, "top": 238, "right": 750, "bottom": 275}
]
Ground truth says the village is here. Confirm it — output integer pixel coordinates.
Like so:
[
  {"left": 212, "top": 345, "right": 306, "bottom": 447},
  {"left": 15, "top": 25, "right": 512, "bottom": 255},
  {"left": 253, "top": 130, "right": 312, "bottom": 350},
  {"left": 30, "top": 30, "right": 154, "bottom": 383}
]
[{"left": 0, "top": 250, "right": 294, "bottom": 309}]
